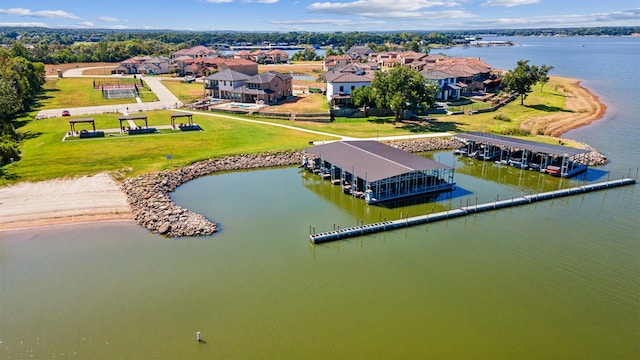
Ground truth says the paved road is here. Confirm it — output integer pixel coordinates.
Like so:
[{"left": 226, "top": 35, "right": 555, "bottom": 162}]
[{"left": 37, "top": 69, "right": 182, "bottom": 119}]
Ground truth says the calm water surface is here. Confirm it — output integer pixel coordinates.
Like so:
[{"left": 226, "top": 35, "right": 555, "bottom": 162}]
[{"left": 1, "top": 36, "right": 639, "bottom": 359}]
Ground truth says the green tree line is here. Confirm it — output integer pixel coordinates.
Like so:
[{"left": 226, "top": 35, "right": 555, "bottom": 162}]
[{"left": 0, "top": 43, "right": 45, "bottom": 166}]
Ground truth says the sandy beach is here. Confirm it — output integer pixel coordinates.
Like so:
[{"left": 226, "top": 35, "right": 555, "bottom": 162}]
[
  {"left": 0, "top": 77, "right": 607, "bottom": 232},
  {"left": 0, "top": 173, "right": 132, "bottom": 231}
]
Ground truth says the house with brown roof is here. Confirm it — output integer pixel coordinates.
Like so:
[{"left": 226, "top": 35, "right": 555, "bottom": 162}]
[
  {"left": 204, "top": 70, "right": 292, "bottom": 103},
  {"left": 265, "top": 50, "right": 289, "bottom": 64},
  {"left": 232, "top": 71, "right": 292, "bottom": 103},
  {"left": 176, "top": 57, "right": 258, "bottom": 77},
  {"left": 323, "top": 55, "right": 353, "bottom": 71},
  {"left": 112, "top": 56, "right": 170, "bottom": 75},
  {"left": 345, "top": 46, "right": 374, "bottom": 61},
  {"left": 171, "top": 45, "right": 218, "bottom": 61}
]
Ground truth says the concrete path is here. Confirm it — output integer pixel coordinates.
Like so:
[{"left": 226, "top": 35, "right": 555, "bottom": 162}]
[{"left": 171, "top": 109, "right": 452, "bottom": 142}]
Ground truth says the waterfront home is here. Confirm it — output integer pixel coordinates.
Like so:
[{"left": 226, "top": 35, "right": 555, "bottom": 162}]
[
  {"left": 203, "top": 69, "right": 251, "bottom": 99},
  {"left": 323, "top": 55, "right": 353, "bottom": 71},
  {"left": 345, "top": 46, "right": 374, "bottom": 61},
  {"left": 204, "top": 70, "right": 292, "bottom": 104},
  {"left": 324, "top": 64, "right": 375, "bottom": 106},
  {"left": 176, "top": 57, "right": 258, "bottom": 77},
  {"left": 171, "top": 45, "right": 218, "bottom": 61}
]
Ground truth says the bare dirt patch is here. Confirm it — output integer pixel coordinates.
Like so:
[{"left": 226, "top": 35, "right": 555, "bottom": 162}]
[{"left": 44, "top": 62, "right": 119, "bottom": 76}]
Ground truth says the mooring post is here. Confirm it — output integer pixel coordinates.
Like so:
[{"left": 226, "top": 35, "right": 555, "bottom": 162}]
[{"left": 197, "top": 331, "right": 201, "bottom": 342}]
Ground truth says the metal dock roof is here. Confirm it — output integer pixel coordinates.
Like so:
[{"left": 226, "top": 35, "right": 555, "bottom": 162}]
[
  {"left": 455, "top": 132, "right": 589, "bottom": 156},
  {"left": 306, "top": 140, "right": 451, "bottom": 182}
]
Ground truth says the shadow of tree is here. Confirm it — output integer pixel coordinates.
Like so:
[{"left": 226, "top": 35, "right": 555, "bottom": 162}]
[
  {"left": 0, "top": 166, "right": 21, "bottom": 181},
  {"left": 526, "top": 104, "right": 572, "bottom": 113}
]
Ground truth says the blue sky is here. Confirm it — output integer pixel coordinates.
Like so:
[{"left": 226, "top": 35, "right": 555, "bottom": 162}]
[{"left": 0, "top": 0, "right": 638, "bottom": 32}]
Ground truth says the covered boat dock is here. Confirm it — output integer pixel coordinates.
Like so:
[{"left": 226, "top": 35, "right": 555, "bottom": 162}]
[
  {"left": 305, "top": 140, "right": 455, "bottom": 204},
  {"left": 454, "top": 132, "right": 590, "bottom": 177}
]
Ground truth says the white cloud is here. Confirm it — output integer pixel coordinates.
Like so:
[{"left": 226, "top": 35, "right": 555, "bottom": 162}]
[
  {"left": 248, "top": 0, "right": 279, "bottom": 3},
  {"left": 98, "top": 16, "right": 119, "bottom": 22},
  {"left": 0, "top": 21, "right": 48, "bottom": 27},
  {"left": 481, "top": 0, "right": 539, "bottom": 7},
  {"left": 452, "top": 8, "right": 640, "bottom": 29},
  {"left": 271, "top": 18, "right": 367, "bottom": 25},
  {"left": 77, "top": 21, "right": 94, "bottom": 27},
  {"left": 308, "top": 0, "right": 475, "bottom": 21},
  {"left": 309, "top": 0, "right": 462, "bottom": 13},
  {"left": 0, "top": 8, "right": 79, "bottom": 19}
]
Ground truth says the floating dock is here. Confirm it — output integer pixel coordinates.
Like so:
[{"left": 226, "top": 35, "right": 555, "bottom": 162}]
[{"left": 309, "top": 178, "right": 636, "bottom": 244}]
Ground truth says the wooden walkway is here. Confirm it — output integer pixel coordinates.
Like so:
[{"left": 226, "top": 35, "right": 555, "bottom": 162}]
[{"left": 309, "top": 178, "right": 636, "bottom": 244}]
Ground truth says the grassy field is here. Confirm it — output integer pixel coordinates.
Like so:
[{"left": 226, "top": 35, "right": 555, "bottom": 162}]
[
  {"left": 38, "top": 78, "right": 158, "bottom": 109},
  {"left": 1, "top": 76, "right": 585, "bottom": 185},
  {"left": 267, "top": 93, "right": 330, "bottom": 113},
  {"left": 161, "top": 80, "right": 206, "bottom": 102},
  {"left": 1, "top": 111, "right": 335, "bottom": 184}
]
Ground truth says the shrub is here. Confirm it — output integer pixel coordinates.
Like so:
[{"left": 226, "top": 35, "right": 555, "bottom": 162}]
[{"left": 494, "top": 113, "right": 511, "bottom": 122}]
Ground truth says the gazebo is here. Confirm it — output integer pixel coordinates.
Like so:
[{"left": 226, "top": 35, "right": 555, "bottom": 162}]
[
  {"left": 170, "top": 112, "right": 200, "bottom": 131},
  {"left": 68, "top": 118, "right": 104, "bottom": 138}
]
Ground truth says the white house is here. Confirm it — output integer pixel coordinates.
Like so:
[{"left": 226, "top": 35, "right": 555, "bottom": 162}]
[{"left": 324, "top": 64, "right": 375, "bottom": 106}]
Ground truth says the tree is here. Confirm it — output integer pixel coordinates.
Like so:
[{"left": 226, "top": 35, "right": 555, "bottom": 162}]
[
  {"left": 351, "top": 86, "right": 377, "bottom": 116},
  {"left": 370, "top": 66, "right": 438, "bottom": 121},
  {"left": 502, "top": 59, "right": 552, "bottom": 105},
  {"left": 537, "top": 64, "right": 554, "bottom": 92}
]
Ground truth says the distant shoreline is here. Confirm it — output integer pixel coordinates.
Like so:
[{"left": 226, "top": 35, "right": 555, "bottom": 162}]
[{"left": 0, "top": 76, "right": 608, "bottom": 233}]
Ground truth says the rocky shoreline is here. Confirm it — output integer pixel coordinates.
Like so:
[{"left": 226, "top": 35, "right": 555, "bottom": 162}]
[
  {"left": 121, "top": 137, "right": 607, "bottom": 238},
  {"left": 121, "top": 152, "right": 302, "bottom": 237}
]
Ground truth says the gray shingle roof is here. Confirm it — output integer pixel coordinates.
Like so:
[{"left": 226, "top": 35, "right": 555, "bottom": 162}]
[
  {"left": 455, "top": 132, "right": 589, "bottom": 156},
  {"left": 306, "top": 140, "right": 451, "bottom": 182},
  {"left": 203, "top": 69, "right": 251, "bottom": 81}
]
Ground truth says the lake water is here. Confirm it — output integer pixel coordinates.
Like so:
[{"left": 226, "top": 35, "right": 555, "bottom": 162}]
[{"left": 1, "top": 36, "right": 639, "bottom": 359}]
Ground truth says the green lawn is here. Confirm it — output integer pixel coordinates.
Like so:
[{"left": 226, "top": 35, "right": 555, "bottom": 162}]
[
  {"left": 38, "top": 78, "right": 158, "bottom": 109},
  {"left": 1, "top": 111, "right": 335, "bottom": 184},
  {"left": 161, "top": 80, "right": 205, "bottom": 102}
]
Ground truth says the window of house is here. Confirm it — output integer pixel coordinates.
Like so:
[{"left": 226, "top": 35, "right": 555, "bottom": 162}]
[
  {"left": 351, "top": 86, "right": 355, "bottom": 91},
  {"left": 339, "top": 86, "right": 344, "bottom": 92}
]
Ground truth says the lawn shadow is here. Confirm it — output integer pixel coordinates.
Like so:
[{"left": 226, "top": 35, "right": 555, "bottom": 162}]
[{"left": 526, "top": 104, "right": 572, "bottom": 113}]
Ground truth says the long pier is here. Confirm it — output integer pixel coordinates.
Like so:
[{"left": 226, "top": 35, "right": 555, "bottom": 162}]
[{"left": 309, "top": 178, "right": 636, "bottom": 244}]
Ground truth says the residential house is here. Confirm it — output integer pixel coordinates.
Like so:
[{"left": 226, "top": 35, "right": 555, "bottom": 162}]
[
  {"left": 420, "top": 68, "right": 462, "bottom": 101},
  {"left": 419, "top": 57, "right": 499, "bottom": 100},
  {"left": 324, "top": 64, "right": 375, "bottom": 107},
  {"left": 203, "top": 69, "right": 251, "bottom": 99},
  {"left": 232, "top": 71, "right": 293, "bottom": 103},
  {"left": 345, "top": 46, "right": 374, "bottom": 61},
  {"left": 424, "top": 57, "right": 494, "bottom": 91},
  {"left": 265, "top": 49, "right": 289, "bottom": 64},
  {"left": 204, "top": 70, "right": 292, "bottom": 103},
  {"left": 112, "top": 56, "right": 170, "bottom": 75},
  {"left": 171, "top": 45, "right": 218, "bottom": 61},
  {"left": 323, "top": 55, "right": 353, "bottom": 71},
  {"left": 176, "top": 57, "right": 258, "bottom": 77}
]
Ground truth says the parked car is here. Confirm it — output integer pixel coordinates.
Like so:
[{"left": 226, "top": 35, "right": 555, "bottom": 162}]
[{"left": 61, "top": 110, "right": 70, "bottom": 116}]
